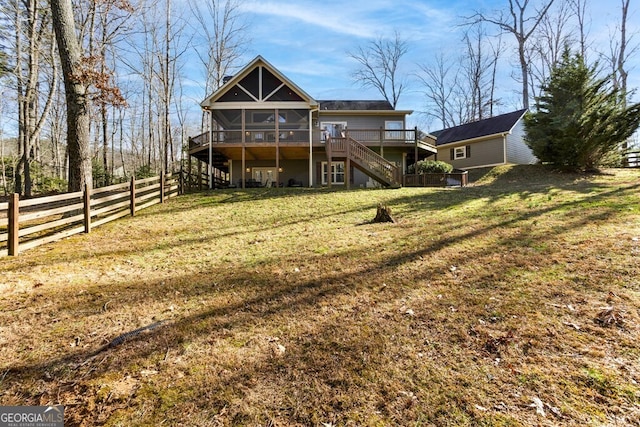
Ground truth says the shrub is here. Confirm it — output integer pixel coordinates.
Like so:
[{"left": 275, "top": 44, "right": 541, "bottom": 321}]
[{"left": 408, "top": 160, "right": 453, "bottom": 174}]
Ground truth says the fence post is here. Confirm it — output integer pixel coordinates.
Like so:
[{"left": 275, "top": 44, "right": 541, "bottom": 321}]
[
  {"left": 130, "top": 176, "right": 136, "bottom": 216},
  {"left": 8, "top": 193, "right": 19, "bottom": 256},
  {"left": 160, "top": 171, "right": 165, "bottom": 203},
  {"left": 83, "top": 184, "right": 91, "bottom": 233}
]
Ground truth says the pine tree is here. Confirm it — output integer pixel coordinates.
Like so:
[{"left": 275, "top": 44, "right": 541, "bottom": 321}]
[{"left": 525, "top": 48, "right": 640, "bottom": 172}]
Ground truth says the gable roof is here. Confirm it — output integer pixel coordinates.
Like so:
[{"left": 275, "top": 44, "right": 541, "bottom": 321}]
[
  {"left": 433, "top": 109, "right": 527, "bottom": 146},
  {"left": 200, "top": 55, "right": 317, "bottom": 108}
]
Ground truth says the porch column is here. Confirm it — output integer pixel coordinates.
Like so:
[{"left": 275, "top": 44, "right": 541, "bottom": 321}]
[
  {"left": 345, "top": 130, "right": 351, "bottom": 190},
  {"left": 308, "top": 110, "right": 313, "bottom": 187},
  {"left": 327, "top": 136, "right": 332, "bottom": 188},
  {"left": 414, "top": 126, "right": 418, "bottom": 167},
  {"left": 241, "top": 108, "right": 246, "bottom": 189},
  {"left": 275, "top": 108, "right": 280, "bottom": 187},
  {"left": 208, "top": 110, "right": 213, "bottom": 189}
]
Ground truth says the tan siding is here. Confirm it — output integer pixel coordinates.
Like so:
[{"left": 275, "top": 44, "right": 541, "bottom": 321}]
[{"left": 437, "top": 137, "right": 505, "bottom": 169}]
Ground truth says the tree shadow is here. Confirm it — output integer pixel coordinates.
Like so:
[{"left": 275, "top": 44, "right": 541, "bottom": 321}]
[{"left": 1, "top": 167, "right": 639, "bottom": 424}]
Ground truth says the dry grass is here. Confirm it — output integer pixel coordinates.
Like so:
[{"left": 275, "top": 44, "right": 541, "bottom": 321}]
[{"left": 1, "top": 165, "right": 639, "bottom": 426}]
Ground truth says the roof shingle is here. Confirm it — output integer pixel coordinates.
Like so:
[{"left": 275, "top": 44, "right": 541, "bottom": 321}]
[{"left": 433, "top": 109, "right": 527, "bottom": 146}]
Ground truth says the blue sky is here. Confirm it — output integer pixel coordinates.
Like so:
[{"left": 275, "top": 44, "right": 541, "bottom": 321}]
[{"left": 198, "top": 0, "right": 640, "bottom": 130}]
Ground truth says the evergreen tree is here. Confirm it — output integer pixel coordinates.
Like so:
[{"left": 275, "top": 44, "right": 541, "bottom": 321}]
[{"left": 525, "top": 49, "right": 640, "bottom": 172}]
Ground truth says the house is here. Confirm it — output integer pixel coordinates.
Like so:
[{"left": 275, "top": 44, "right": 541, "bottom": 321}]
[
  {"left": 431, "top": 109, "right": 536, "bottom": 169},
  {"left": 188, "top": 56, "right": 436, "bottom": 189}
]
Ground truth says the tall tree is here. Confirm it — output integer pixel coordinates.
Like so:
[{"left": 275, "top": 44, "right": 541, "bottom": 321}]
[
  {"left": 525, "top": 49, "right": 640, "bottom": 171},
  {"left": 188, "top": 0, "right": 248, "bottom": 96},
  {"left": 469, "top": 0, "right": 555, "bottom": 109},
  {"left": 10, "top": 0, "right": 58, "bottom": 197},
  {"left": 50, "top": 0, "right": 91, "bottom": 191},
  {"left": 349, "top": 31, "right": 408, "bottom": 109},
  {"left": 526, "top": 0, "right": 574, "bottom": 100},
  {"left": 417, "top": 53, "right": 458, "bottom": 129},
  {"left": 568, "top": 0, "right": 590, "bottom": 59}
]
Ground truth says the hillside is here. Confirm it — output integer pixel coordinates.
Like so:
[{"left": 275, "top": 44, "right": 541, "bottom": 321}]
[{"left": 0, "top": 165, "right": 639, "bottom": 426}]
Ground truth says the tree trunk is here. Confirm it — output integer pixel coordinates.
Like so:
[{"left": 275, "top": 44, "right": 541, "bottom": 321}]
[{"left": 50, "top": 0, "right": 92, "bottom": 192}]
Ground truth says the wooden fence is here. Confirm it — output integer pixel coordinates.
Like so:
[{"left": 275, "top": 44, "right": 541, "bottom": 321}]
[
  {"left": 404, "top": 171, "right": 468, "bottom": 188},
  {"left": 626, "top": 150, "right": 640, "bottom": 168},
  {"left": 0, "top": 173, "right": 178, "bottom": 257}
]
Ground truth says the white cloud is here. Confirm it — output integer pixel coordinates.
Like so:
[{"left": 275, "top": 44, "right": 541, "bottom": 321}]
[{"left": 239, "top": 1, "right": 378, "bottom": 39}]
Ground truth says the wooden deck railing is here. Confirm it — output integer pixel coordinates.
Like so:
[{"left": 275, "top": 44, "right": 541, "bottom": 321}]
[
  {"left": 0, "top": 173, "right": 179, "bottom": 257},
  {"left": 327, "top": 136, "right": 401, "bottom": 187},
  {"left": 189, "top": 127, "right": 434, "bottom": 149}
]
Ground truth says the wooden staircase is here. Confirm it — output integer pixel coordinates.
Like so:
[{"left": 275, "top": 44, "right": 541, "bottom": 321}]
[{"left": 326, "top": 136, "right": 402, "bottom": 188}]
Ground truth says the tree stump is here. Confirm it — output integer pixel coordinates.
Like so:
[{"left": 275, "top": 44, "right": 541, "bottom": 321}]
[{"left": 373, "top": 203, "right": 396, "bottom": 223}]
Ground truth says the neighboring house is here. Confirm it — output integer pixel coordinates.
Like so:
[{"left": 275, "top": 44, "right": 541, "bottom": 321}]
[
  {"left": 431, "top": 109, "right": 537, "bottom": 169},
  {"left": 189, "top": 56, "right": 436, "bottom": 188}
]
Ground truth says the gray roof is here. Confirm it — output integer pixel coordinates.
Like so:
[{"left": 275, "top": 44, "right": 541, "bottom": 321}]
[
  {"left": 433, "top": 109, "right": 527, "bottom": 146},
  {"left": 317, "top": 100, "right": 394, "bottom": 110}
]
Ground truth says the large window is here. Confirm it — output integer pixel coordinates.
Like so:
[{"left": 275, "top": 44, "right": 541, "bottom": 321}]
[
  {"left": 322, "top": 161, "right": 345, "bottom": 185},
  {"left": 320, "top": 122, "right": 347, "bottom": 141}
]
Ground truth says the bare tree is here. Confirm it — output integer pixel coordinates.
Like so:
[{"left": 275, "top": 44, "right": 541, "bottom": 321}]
[
  {"left": 349, "top": 31, "right": 408, "bottom": 109},
  {"left": 469, "top": 0, "right": 555, "bottom": 109},
  {"left": 526, "top": 0, "right": 574, "bottom": 100},
  {"left": 568, "top": 0, "right": 590, "bottom": 59},
  {"left": 605, "top": 0, "right": 638, "bottom": 164},
  {"left": 50, "top": 0, "right": 92, "bottom": 191},
  {"left": 10, "top": 0, "right": 58, "bottom": 197},
  {"left": 188, "top": 0, "right": 248, "bottom": 96},
  {"left": 417, "top": 53, "right": 458, "bottom": 128},
  {"left": 417, "top": 54, "right": 458, "bottom": 129},
  {"left": 461, "top": 24, "right": 503, "bottom": 121}
]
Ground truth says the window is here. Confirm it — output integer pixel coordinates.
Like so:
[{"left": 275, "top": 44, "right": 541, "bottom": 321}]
[
  {"left": 385, "top": 120, "right": 404, "bottom": 140},
  {"left": 253, "top": 167, "right": 276, "bottom": 187},
  {"left": 320, "top": 122, "right": 347, "bottom": 141},
  {"left": 251, "top": 111, "right": 286, "bottom": 124},
  {"left": 451, "top": 145, "right": 470, "bottom": 160},
  {"left": 322, "top": 161, "right": 345, "bottom": 185}
]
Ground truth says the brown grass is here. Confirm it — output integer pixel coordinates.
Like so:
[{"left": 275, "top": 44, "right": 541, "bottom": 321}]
[{"left": 1, "top": 165, "right": 639, "bottom": 426}]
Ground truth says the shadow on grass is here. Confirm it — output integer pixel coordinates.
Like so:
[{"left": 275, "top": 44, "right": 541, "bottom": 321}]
[
  {"left": 4, "top": 178, "right": 636, "bottom": 368},
  {"left": 1, "top": 167, "right": 639, "bottom": 424}
]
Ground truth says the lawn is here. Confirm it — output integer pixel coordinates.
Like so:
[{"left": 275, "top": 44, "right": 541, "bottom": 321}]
[{"left": 1, "top": 165, "right": 639, "bottom": 426}]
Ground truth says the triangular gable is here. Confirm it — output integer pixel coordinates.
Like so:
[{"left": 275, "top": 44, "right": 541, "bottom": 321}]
[
  {"left": 434, "top": 109, "right": 527, "bottom": 146},
  {"left": 201, "top": 56, "right": 317, "bottom": 108}
]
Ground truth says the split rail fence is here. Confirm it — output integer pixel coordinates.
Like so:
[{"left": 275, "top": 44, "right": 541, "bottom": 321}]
[{"left": 0, "top": 173, "right": 178, "bottom": 257}]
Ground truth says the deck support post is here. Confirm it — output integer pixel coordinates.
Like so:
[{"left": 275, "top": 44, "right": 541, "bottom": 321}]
[
  {"left": 130, "top": 176, "right": 136, "bottom": 216},
  {"left": 83, "top": 184, "right": 91, "bottom": 233},
  {"left": 160, "top": 171, "right": 166, "bottom": 203},
  {"left": 8, "top": 193, "right": 19, "bottom": 256}
]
